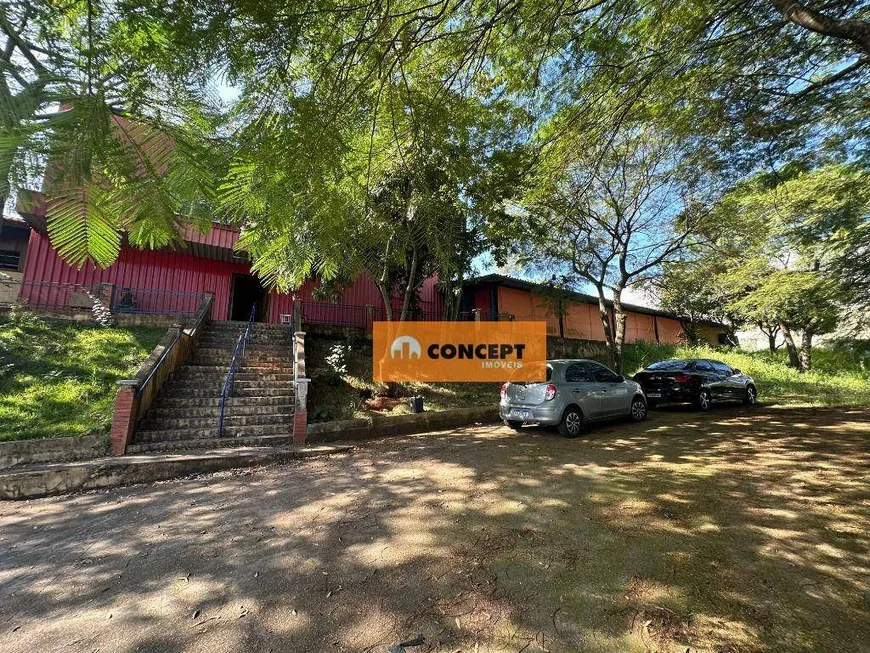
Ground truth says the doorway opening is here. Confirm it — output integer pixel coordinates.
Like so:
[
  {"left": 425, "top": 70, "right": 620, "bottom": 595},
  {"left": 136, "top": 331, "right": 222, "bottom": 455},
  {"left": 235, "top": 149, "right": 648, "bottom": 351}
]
[{"left": 230, "top": 274, "right": 268, "bottom": 322}]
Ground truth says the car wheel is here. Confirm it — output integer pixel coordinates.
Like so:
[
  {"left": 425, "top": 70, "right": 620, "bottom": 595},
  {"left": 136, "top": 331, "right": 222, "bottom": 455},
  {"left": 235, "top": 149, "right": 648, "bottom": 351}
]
[
  {"left": 505, "top": 419, "right": 524, "bottom": 430},
  {"left": 743, "top": 385, "right": 757, "bottom": 406},
  {"left": 695, "top": 388, "right": 712, "bottom": 412},
  {"left": 558, "top": 407, "right": 584, "bottom": 438},
  {"left": 630, "top": 397, "right": 647, "bottom": 422}
]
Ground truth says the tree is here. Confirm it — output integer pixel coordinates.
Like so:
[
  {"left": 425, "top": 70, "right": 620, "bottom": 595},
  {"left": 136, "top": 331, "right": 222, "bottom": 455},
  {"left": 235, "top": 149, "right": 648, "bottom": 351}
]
[
  {"left": 224, "top": 83, "right": 520, "bottom": 318},
  {"left": 0, "top": 0, "right": 221, "bottom": 265},
  {"left": 5, "top": 0, "right": 867, "bottom": 312},
  {"left": 729, "top": 268, "right": 840, "bottom": 371},
  {"left": 654, "top": 258, "right": 744, "bottom": 346},
  {"left": 515, "top": 126, "right": 709, "bottom": 372},
  {"left": 686, "top": 160, "right": 868, "bottom": 370}
]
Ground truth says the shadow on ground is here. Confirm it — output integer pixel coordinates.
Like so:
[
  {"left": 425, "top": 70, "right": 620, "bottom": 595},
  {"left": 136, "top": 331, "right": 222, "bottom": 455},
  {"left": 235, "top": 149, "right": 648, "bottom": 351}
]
[{"left": 0, "top": 405, "right": 868, "bottom": 652}]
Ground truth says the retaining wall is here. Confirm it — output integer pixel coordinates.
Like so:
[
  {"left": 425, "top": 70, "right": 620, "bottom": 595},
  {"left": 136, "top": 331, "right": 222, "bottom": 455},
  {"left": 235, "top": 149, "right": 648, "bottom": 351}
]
[
  {"left": 308, "top": 405, "right": 500, "bottom": 443},
  {"left": 0, "top": 434, "right": 109, "bottom": 468}
]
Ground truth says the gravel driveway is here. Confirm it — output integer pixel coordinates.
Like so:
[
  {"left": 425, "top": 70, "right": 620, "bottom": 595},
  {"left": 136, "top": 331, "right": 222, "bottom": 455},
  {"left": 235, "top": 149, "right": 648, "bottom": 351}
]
[{"left": 1, "top": 405, "right": 868, "bottom": 652}]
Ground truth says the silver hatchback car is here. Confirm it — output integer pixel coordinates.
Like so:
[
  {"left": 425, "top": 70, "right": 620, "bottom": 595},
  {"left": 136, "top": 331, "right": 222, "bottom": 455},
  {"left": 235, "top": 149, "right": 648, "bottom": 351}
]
[{"left": 500, "top": 359, "right": 648, "bottom": 437}]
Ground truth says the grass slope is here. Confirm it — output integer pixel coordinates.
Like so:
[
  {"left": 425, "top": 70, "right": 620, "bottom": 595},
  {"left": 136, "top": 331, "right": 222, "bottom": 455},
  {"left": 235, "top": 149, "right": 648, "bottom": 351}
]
[
  {"left": 307, "top": 336, "right": 870, "bottom": 422},
  {"left": 0, "top": 312, "right": 165, "bottom": 441}
]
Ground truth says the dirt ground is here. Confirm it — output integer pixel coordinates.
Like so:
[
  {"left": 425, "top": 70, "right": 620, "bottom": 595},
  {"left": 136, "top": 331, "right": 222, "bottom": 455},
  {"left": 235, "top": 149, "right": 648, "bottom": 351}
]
[{"left": 1, "top": 405, "right": 868, "bottom": 653}]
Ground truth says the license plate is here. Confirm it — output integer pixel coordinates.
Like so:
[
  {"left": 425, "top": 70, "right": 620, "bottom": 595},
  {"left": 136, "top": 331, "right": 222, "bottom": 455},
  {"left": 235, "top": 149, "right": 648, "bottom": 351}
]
[
  {"left": 646, "top": 392, "right": 662, "bottom": 398},
  {"left": 510, "top": 409, "right": 533, "bottom": 420}
]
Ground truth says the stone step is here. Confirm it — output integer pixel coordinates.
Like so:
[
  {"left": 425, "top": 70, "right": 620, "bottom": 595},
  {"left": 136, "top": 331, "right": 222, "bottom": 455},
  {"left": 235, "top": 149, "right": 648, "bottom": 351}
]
[
  {"left": 196, "top": 345, "right": 293, "bottom": 355},
  {"left": 186, "top": 360, "right": 293, "bottom": 370},
  {"left": 159, "top": 384, "right": 293, "bottom": 397},
  {"left": 133, "top": 423, "right": 291, "bottom": 443},
  {"left": 197, "top": 335, "right": 293, "bottom": 346},
  {"left": 207, "top": 322, "right": 294, "bottom": 333},
  {"left": 171, "top": 370, "right": 295, "bottom": 382},
  {"left": 158, "top": 384, "right": 293, "bottom": 402},
  {"left": 125, "top": 434, "right": 301, "bottom": 454},
  {"left": 164, "top": 376, "right": 294, "bottom": 389},
  {"left": 199, "top": 351, "right": 295, "bottom": 359},
  {"left": 0, "top": 444, "right": 353, "bottom": 499},
  {"left": 146, "top": 403, "right": 296, "bottom": 419},
  {"left": 173, "top": 365, "right": 294, "bottom": 374},
  {"left": 189, "top": 360, "right": 294, "bottom": 370},
  {"left": 191, "top": 353, "right": 294, "bottom": 363},
  {"left": 139, "top": 412, "right": 294, "bottom": 432},
  {"left": 153, "top": 394, "right": 294, "bottom": 407}
]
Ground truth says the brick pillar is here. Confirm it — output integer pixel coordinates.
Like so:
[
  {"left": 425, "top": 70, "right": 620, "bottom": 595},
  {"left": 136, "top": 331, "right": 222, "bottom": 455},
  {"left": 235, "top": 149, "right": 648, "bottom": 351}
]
[
  {"left": 111, "top": 380, "right": 140, "bottom": 455},
  {"left": 293, "top": 378, "right": 309, "bottom": 445},
  {"left": 365, "top": 304, "right": 374, "bottom": 337},
  {"left": 472, "top": 308, "right": 481, "bottom": 322}
]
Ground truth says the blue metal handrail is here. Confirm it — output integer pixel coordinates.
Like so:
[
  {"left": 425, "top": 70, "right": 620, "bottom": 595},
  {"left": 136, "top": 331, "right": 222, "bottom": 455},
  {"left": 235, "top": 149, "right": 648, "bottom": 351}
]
[{"left": 218, "top": 304, "right": 256, "bottom": 437}]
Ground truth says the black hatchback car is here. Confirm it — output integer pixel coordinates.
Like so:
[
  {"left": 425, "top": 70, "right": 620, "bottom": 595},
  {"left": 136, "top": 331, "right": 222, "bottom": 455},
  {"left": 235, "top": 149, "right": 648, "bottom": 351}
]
[{"left": 633, "top": 359, "right": 757, "bottom": 411}]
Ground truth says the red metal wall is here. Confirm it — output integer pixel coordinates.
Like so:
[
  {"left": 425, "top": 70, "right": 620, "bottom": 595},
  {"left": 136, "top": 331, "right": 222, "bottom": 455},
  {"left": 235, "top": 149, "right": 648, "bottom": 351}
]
[
  {"left": 22, "top": 231, "right": 445, "bottom": 324},
  {"left": 22, "top": 231, "right": 251, "bottom": 319}
]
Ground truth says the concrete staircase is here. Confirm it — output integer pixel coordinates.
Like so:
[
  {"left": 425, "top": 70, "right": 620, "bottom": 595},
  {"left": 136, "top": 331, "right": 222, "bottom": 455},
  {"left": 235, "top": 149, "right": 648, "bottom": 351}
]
[{"left": 127, "top": 321, "right": 296, "bottom": 453}]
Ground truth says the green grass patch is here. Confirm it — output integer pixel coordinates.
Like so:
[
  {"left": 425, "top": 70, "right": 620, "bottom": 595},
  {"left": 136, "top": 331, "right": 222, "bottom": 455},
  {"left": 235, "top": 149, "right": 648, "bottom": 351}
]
[
  {"left": 307, "top": 335, "right": 870, "bottom": 422},
  {"left": 0, "top": 311, "right": 165, "bottom": 441}
]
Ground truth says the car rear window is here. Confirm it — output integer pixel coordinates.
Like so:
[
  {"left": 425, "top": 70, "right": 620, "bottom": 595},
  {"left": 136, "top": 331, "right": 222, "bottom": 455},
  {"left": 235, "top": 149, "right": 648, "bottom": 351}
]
[
  {"left": 646, "top": 359, "right": 690, "bottom": 371},
  {"left": 546, "top": 365, "right": 553, "bottom": 382}
]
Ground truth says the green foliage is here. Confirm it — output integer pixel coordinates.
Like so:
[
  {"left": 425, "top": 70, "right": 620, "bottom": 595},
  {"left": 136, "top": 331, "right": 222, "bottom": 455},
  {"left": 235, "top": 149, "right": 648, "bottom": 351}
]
[
  {"left": 662, "top": 159, "right": 869, "bottom": 368},
  {"left": 655, "top": 258, "right": 743, "bottom": 342},
  {"left": 729, "top": 269, "right": 839, "bottom": 337},
  {"left": 0, "top": 316, "right": 164, "bottom": 441},
  {"left": 0, "top": 1, "right": 223, "bottom": 267},
  {"left": 4, "top": 0, "right": 868, "bottom": 311},
  {"left": 227, "top": 86, "right": 520, "bottom": 318}
]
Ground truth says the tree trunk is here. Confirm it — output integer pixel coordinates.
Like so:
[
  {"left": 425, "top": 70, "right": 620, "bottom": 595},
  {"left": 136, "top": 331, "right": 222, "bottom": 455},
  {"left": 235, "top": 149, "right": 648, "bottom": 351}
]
[
  {"left": 441, "top": 277, "right": 462, "bottom": 321},
  {"left": 399, "top": 244, "right": 418, "bottom": 322},
  {"left": 610, "top": 288, "right": 627, "bottom": 374},
  {"left": 595, "top": 288, "right": 616, "bottom": 369},
  {"left": 799, "top": 329, "right": 813, "bottom": 373},
  {"left": 374, "top": 280, "right": 393, "bottom": 321},
  {"left": 779, "top": 321, "right": 801, "bottom": 368},
  {"left": 768, "top": 332, "right": 777, "bottom": 353},
  {"left": 678, "top": 320, "right": 698, "bottom": 345}
]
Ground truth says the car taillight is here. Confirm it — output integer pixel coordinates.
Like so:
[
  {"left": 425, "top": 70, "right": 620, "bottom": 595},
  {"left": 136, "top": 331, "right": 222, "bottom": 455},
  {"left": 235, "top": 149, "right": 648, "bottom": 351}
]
[
  {"left": 544, "top": 384, "right": 557, "bottom": 401},
  {"left": 674, "top": 374, "right": 691, "bottom": 384},
  {"left": 500, "top": 382, "right": 508, "bottom": 398}
]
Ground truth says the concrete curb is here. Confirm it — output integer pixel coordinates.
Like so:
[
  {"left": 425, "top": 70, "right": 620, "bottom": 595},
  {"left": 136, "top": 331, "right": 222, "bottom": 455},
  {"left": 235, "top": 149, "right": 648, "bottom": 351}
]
[
  {"left": 308, "top": 405, "right": 500, "bottom": 442},
  {"left": 0, "top": 444, "right": 352, "bottom": 500}
]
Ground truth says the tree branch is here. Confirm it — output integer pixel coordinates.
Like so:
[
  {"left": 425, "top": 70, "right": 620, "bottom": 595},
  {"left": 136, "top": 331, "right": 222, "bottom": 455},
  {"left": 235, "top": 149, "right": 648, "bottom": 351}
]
[{"left": 770, "top": 0, "right": 870, "bottom": 56}]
